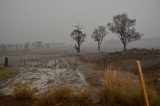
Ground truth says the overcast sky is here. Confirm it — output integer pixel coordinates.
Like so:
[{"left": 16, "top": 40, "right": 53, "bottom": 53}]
[{"left": 0, "top": 0, "right": 160, "bottom": 44}]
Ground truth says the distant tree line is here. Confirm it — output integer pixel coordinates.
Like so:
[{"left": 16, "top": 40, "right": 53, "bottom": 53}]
[
  {"left": 0, "top": 41, "right": 51, "bottom": 55},
  {"left": 70, "top": 13, "right": 143, "bottom": 53}
]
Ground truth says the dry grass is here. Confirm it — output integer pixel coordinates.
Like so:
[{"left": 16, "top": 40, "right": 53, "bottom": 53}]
[
  {"left": 73, "top": 88, "right": 93, "bottom": 106},
  {"left": 9, "top": 68, "right": 160, "bottom": 106},
  {"left": 36, "top": 86, "right": 93, "bottom": 106},
  {"left": 47, "top": 86, "right": 74, "bottom": 105},
  {"left": 98, "top": 68, "right": 160, "bottom": 106},
  {"left": 12, "top": 80, "right": 34, "bottom": 100}
]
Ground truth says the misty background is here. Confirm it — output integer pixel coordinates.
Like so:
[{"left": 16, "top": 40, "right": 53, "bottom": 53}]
[{"left": 0, "top": 0, "right": 160, "bottom": 51}]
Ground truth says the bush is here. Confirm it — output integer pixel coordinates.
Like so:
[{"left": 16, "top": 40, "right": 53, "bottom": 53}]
[
  {"left": 98, "top": 69, "right": 160, "bottom": 106},
  {"left": 12, "top": 80, "right": 34, "bottom": 100}
]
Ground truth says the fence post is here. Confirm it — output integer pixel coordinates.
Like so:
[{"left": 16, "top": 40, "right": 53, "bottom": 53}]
[
  {"left": 37, "top": 59, "right": 38, "bottom": 67},
  {"left": 24, "top": 59, "right": 25, "bottom": 66},
  {"left": 55, "top": 59, "right": 56, "bottom": 67},
  {"left": 75, "top": 58, "right": 77, "bottom": 71},
  {"left": 104, "top": 59, "right": 106, "bottom": 70},
  {"left": 4, "top": 57, "right": 8, "bottom": 67},
  {"left": 136, "top": 61, "right": 149, "bottom": 106}
]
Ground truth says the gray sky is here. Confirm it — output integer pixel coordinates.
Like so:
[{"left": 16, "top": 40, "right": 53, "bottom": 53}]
[{"left": 0, "top": 0, "right": 160, "bottom": 44}]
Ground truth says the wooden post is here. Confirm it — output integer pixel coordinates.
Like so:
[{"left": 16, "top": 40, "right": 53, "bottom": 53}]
[
  {"left": 104, "top": 59, "right": 106, "bottom": 70},
  {"left": 55, "top": 59, "right": 56, "bottom": 67},
  {"left": 37, "top": 59, "right": 38, "bottom": 67},
  {"left": 4, "top": 57, "right": 8, "bottom": 67},
  {"left": 24, "top": 59, "right": 25, "bottom": 66},
  {"left": 75, "top": 58, "right": 77, "bottom": 71},
  {"left": 136, "top": 61, "right": 149, "bottom": 106}
]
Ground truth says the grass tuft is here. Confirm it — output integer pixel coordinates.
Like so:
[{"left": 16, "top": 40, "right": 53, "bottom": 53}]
[
  {"left": 46, "top": 86, "right": 74, "bottom": 105},
  {"left": 12, "top": 80, "right": 34, "bottom": 100},
  {"left": 73, "top": 88, "right": 93, "bottom": 106}
]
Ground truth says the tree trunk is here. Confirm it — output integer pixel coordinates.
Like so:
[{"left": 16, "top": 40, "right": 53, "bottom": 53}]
[
  {"left": 98, "top": 44, "right": 101, "bottom": 52},
  {"left": 74, "top": 44, "right": 80, "bottom": 53},
  {"left": 123, "top": 43, "right": 127, "bottom": 51},
  {"left": 77, "top": 46, "right": 80, "bottom": 53},
  {"left": 97, "top": 41, "right": 101, "bottom": 52}
]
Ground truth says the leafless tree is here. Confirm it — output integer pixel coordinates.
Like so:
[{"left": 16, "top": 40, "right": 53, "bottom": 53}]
[
  {"left": 70, "top": 25, "right": 86, "bottom": 53},
  {"left": 107, "top": 13, "right": 143, "bottom": 51},
  {"left": 92, "top": 26, "right": 108, "bottom": 52}
]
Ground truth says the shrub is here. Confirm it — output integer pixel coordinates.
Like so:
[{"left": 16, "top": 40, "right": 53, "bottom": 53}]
[
  {"left": 98, "top": 69, "right": 160, "bottom": 106},
  {"left": 12, "top": 80, "right": 34, "bottom": 100}
]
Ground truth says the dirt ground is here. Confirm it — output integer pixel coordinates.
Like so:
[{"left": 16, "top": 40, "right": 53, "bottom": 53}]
[
  {"left": 0, "top": 49, "right": 160, "bottom": 105},
  {"left": 0, "top": 52, "right": 105, "bottom": 96},
  {"left": 78, "top": 49, "right": 160, "bottom": 92},
  {"left": 1, "top": 49, "right": 160, "bottom": 95}
]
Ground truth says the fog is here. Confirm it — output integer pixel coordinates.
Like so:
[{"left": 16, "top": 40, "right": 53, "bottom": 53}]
[{"left": 0, "top": 0, "right": 160, "bottom": 45}]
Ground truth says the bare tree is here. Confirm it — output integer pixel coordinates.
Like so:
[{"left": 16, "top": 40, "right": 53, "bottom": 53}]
[
  {"left": 92, "top": 26, "right": 108, "bottom": 52},
  {"left": 70, "top": 25, "right": 86, "bottom": 53},
  {"left": 107, "top": 13, "right": 143, "bottom": 51}
]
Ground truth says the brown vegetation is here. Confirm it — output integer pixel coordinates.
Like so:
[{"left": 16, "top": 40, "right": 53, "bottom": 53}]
[
  {"left": 36, "top": 86, "right": 92, "bottom": 106},
  {"left": 0, "top": 67, "right": 160, "bottom": 106},
  {"left": 98, "top": 69, "right": 160, "bottom": 106},
  {"left": 12, "top": 81, "right": 34, "bottom": 100}
]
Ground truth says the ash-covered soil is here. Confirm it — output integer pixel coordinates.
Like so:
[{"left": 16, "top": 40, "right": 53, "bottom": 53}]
[{"left": 0, "top": 53, "right": 104, "bottom": 95}]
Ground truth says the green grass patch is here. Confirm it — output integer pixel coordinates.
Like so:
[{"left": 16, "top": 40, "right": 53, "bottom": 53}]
[{"left": 0, "top": 67, "right": 12, "bottom": 79}]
